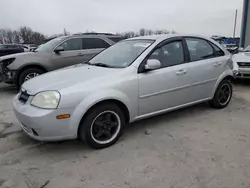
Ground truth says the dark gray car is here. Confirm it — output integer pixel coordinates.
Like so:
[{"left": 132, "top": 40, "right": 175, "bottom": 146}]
[{"left": 0, "top": 34, "right": 122, "bottom": 87}]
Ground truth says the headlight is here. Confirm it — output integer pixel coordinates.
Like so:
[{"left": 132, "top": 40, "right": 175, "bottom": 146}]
[
  {"left": 31, "top": 91, "right": 60, "bottom": 109},
  {"left": 1, "top": 58, "right": 16, "bottom": 66}
]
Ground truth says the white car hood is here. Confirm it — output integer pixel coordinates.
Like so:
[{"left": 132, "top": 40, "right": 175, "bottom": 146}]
[
  {"left": 22, "top": 64, "right": 123, "bottom": 95},
  {"left": 233, "top": 52, "right": 250, "bottom": 62}
]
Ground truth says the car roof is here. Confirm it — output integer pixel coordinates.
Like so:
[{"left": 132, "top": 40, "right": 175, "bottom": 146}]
[
  {"left": 63, "top": 34, "right": 121, "bottom": 39},
  {"left": 126, "top": 34, "right": 212, "bottom": 41}
]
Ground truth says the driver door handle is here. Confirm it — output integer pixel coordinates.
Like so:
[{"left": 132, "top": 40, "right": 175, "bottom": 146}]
[{"left": 176, "top": 69, "right": 187, "bottom": 75}]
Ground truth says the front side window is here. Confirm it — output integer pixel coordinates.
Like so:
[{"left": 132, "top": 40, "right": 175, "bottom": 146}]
[
  {"left": 148, "top": 41, "right": 184, "bottom": 68},
  {"left": 186, "top": 38, "right": 214, "bottom": 61},
  {"left": 58, "top": 38, "right": 82, "bottom": 51},
  {"left": 82, "top": 38, "right": 110, "bottom": 49},
  {"left": 89, "top": 39, "right": 154, "bottom": 68},
  {"left": 35, "top": 37, "right": 66, "bottom": 52}
]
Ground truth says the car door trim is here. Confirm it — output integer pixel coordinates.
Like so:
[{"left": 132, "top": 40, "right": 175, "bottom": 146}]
[
  {"left": 139, "top": 77, "right": 217, "bottom": 99},
  {"left": 140, "top": 84, "right": 191, "bottom": 99},
  {"left": 133, "top": 97, "right": 211, "bottom": 121}
]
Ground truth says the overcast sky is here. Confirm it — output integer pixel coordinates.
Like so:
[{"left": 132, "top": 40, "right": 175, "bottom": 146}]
[{"left": 0, "top": 0, "right": 244, "bottom": 37}]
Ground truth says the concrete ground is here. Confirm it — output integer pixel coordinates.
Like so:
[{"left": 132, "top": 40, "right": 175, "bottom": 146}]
[{"left": 0, "top": 81, "right": 250, "bottom": 188}]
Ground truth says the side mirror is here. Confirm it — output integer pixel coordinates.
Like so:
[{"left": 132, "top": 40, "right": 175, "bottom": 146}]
[
  {"left": 145, "top": 59, "right": 161, "bottom": 70},
  {"left": 54, "top": 46, "right": 64, "bottom": 53}
]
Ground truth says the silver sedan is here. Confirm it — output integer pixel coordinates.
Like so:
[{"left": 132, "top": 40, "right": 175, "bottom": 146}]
[{"left": 13, "top": 34, "right": 234, "bottom": 149}]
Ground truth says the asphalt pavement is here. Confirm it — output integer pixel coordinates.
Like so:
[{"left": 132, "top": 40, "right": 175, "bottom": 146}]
[{"left": 0, "top": 81, "right": 250, "bottom": 188}]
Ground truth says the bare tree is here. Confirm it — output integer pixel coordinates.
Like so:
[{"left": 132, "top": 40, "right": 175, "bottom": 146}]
[
  {"left": 6, "top": 29, "right": 14, "bottom": 43},
  {"left": 13, "top": 30, "right": 20, "bottom": 43},
  {"left": 139, "top": 28, "right": 146, "bottom": 36}
]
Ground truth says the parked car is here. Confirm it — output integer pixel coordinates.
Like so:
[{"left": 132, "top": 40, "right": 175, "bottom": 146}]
[
  {"left": 212, "top": 36, "right": 238, "bottom": 53},
  {"left": 0, "top": 44, "right": 24, "bottom": 57},
  {"left": 18, "top": 44, "right": 31, "bottom": 52},
  {"left": 232, "top": 45, "right": 250, "bottom": 78},
  {"left": 0, "top": 34, "right": 121, "bottom": 87},
  {"left": 13, "top": 34, "right": 234, "bottom": 149}
]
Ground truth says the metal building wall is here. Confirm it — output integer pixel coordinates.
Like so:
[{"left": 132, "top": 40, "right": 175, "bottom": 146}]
[{"left": 241, "top": 0, "right": 250, "bottom": 47}]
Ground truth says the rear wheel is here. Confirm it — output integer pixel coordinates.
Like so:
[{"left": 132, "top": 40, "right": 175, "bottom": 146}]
[
  {"left": 79, "top": 103, "right": 125, "bottom": 149},
  {"left": 210, "top": 79, "right": 232, "bottom": 109},
  {"left": 18, "top": 68, "right": 45, "bottom": 87}
]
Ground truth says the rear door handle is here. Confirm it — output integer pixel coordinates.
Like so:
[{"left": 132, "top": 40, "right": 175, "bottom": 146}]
[
  {"left": 213, "top": 62, "right": 222, "bottom": 67},
  {"left": 176, "top": 69, "right": 187, "bottom": 75}
]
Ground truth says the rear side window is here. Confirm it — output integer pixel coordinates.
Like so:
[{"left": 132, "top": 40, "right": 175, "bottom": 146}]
[
  {"left": 82, "top": 38, "right": 110, "bottom": 49},
  {"left": 59, "top": 38, "right": 82, "bottom": 51},
  {"left": 186, "top": 38, "right": 215, "bottom": 61}
]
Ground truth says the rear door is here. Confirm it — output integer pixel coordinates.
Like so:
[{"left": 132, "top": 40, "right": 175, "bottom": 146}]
[
  {"left": 81, "top": 38, "right": 111, "bottom": 62},
  {"left": 50, "top": 38, "right": 84, "bottom": 69},
  {"left": 183, "top": 37, "right": 227, "bottom": 101}
]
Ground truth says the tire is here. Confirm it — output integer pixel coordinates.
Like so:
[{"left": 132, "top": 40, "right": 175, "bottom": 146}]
[
  {"left": 18, "top": 68, "right": 45, "bottom": 88},
  {"left": 209, "top": 79, "right": 232, "bottom": 109},
  {"left": 79, "top": 103, "right": 125, "bottom": 149}
]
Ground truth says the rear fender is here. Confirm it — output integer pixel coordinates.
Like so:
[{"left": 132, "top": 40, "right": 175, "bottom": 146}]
[{"left": 212, "top": 69, "right": 233, "bottom": 97}]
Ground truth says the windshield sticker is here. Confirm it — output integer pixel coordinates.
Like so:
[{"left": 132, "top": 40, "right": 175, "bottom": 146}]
[{"left": 133, "top": 43, "right": 151, "bottom": 48}]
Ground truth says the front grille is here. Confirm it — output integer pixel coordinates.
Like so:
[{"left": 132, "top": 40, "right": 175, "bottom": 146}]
[
  {"left": 19, "top": 90, "right": 30, "bottom": 104},
  {"left": 237, "top": 62, "right": 250, "bottom": 67}
]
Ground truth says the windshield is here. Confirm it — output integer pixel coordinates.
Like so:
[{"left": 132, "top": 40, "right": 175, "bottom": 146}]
[
  {"left": 35, "top": 37, "right": 66, "bottom": 52},
  {"left": 89, "top": 39, "right": 154, "bottom": 68},
  {"left": 243, "top": 45, "right": 250, "bottom": 52}
]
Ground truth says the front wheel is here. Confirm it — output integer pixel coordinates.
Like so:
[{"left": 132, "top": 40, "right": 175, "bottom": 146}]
[
  {"left": 18, "top": 68, "right": 45, "bottom": 88},
  {"left": 209, "top": 79, "right": 232, "bottom": 109},
  {"left": 79, "top": 103, "right": 125, "bottom": 149}
]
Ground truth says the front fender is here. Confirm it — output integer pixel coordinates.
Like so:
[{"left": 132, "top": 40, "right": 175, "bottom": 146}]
[
  {"left": 212, "top": 70, "right": 233, "bottom": 97},
  {"left": 68, "top": 89, "right": 134, "bottom": 135}
]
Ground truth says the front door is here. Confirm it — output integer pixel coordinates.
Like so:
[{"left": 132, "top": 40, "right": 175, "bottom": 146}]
[
  {"left": 138, "top": 39, "right": 192, "bottom": 116},
  {"left": 51, "top": 38, "right": 85, "bottom": 70}
]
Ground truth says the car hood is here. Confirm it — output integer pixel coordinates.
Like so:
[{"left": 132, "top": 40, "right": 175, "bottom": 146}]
[
  {"left": 233, "top": 52, "right": 250, "bottom": 62},
  {"left": 0, "top": 51, "right": 48, "bottom": 62},
  {"left": 22, "top": 64, "right": 124, "bottom": 95}
]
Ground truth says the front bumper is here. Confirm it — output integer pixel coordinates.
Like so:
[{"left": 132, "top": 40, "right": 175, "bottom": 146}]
[
  {"left": 235, "top": 67, "right": 250, "bottom": 79},
  {"left": 0, "top": 63, "right": 16, "bottom": 83},
  {"left": 13, "top": 94, "right": 77, "bottom": 141}
]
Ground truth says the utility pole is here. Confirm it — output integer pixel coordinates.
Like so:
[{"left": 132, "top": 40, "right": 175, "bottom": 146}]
[{"left": 233, "top": 9, "right": 238, "bottom": 39}]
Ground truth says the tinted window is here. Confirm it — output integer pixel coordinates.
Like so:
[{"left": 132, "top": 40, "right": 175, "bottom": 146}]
[
  {"left": 58, "top": 38, "right": 82, "bottom": 51},
  {"left": 6, "top": 45, "right": 19, "bottom": 49},
  {"left": 148, "top": 41, "right": 184, "bottom": 68},
  {"left": 210, "top": 42, "right": 225, "bottom": 57},
  {"left": 82, "top": 38, "right": 110, "bottom": 49},
  {"left": 186, "top": 38, "right": 214, "bottom": 61},
  {"left": 0, "top": 45, "right": 7, "bottom": 49},
  {"left": 108, "top": 37, "right": 123, "bottom": 43}
]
